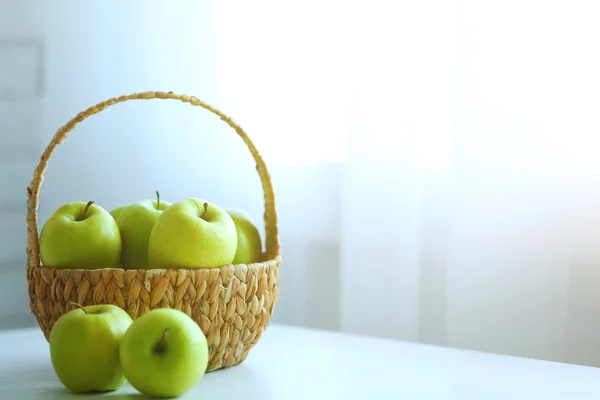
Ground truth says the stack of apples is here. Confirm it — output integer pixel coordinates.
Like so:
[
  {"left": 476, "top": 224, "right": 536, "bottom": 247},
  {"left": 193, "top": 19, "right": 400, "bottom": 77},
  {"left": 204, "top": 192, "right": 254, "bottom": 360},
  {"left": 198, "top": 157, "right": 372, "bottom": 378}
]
[
  {"left": 39, "top": 191, "right": 263, "bottom": 270},
  {"left": 39, "top": 193, "right": 264, "bottom": 396}
]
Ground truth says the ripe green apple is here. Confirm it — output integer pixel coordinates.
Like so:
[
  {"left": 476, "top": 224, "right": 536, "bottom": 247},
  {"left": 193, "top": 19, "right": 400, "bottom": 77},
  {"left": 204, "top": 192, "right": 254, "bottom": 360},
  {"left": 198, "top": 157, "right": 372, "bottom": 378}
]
[
  {"left": 109, "top": 204, "right": 129, "bottom": 221},
  {"left": 39, "top": 201, "right": 121, "bottom": 269},
  {"left": 227, "top": 208, "right": 263, "bottom": 264},
  {"left": 120, "top": 308, "right": 209, "bottom": 397},
  {"left": 49, "top": 303, "right": 133, "bottom": 394},
  {"left": 117, "top": 191, "right": 172, "bottom": 269},
  {"left": 147, "top": 198, "right": 237, "bottom": 269}
]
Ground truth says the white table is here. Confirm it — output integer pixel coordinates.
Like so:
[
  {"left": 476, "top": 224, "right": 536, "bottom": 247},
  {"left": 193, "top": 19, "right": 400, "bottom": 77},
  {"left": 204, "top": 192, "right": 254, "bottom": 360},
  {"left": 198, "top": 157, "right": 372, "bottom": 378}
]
[{"left": 1, "top": 323, "right": 599, "bottom": 399}]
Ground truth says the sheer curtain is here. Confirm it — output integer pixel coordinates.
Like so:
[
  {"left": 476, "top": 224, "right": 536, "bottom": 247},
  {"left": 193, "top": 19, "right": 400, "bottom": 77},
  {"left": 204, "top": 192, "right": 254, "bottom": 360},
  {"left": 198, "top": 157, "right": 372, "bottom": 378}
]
[{"left": 213, "top": 0, "right": 600, "bottom": 367}]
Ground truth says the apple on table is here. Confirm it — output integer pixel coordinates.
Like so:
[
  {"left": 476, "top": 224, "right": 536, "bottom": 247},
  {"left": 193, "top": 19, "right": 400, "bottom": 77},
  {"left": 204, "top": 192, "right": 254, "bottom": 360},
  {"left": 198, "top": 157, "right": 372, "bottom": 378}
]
[
  {"left": 120, "top": 308, "right": 210, "bottom": 397},
  {"left": 39, "top": 200, "right": 121, "bottom": 269},
  {"left": 49, "top": 303, "right": 133, "bottom": 393}
]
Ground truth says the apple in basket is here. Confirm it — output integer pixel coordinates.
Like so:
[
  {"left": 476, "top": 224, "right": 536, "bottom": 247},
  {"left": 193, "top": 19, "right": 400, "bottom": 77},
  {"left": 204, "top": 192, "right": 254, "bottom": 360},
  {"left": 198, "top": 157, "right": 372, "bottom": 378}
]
[
  {"left": 147, "top": 198, "right": 238, "bottom": 269},
  {"left": 227, "top": 208, "right": 263, "bottom": 264},
  {"left": 109, "top": 204, "right": 129, "bottom": 221},
  {"left": 114, "top": 191, "right": 172, "bottom": 269},
  {"left": 39, "top": 201, "right": 121, "bottom": 269}
]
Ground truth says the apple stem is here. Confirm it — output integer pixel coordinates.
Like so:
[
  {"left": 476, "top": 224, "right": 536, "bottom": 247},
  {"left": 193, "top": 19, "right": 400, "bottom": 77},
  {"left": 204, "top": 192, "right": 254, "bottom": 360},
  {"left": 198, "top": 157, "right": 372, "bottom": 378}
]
[
  {"left": 161, "top": 328, "right": 169, "bottom": 346},
  {"left": 154, "top": 328, "right": 169, "bottom": 355},
  {"left": 81, "top": 200, "right": 94, "bottom": 221},
  {"left": 69, "top": 301, "right": 87, "bottom": 314},
  {"left": 156, "top": 190, "right": 160, "bottom": 209},
  {"left": 202, "top": 202, "right": 209, "bottom": 219}
]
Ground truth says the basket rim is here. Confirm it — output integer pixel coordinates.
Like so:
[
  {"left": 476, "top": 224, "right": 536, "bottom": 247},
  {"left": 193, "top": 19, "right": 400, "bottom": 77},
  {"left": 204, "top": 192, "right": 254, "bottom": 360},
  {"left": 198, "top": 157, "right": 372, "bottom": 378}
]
[
  {"left": 25, "top": 91, "right": 281, "bottom": 270},
  {"left": 25, "top": 255, "right": 282, "bottom": 273}
]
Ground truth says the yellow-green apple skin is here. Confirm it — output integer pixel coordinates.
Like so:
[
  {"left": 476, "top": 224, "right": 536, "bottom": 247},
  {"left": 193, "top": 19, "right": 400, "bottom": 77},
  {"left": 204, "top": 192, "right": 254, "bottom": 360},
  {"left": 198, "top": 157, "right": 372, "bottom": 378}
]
[
  {"left": 147, "top": 198, "right": 237, "bottom": 269},
  {"left": 109, "top": 204, "right": 129, "bottom": 221},
  {"left": 119, "top": 308, "right": 209, "bottom": 397},
  {"left": 49, "top": 304, "right": 133, "bottom": 394},
  {"left": 116, "top": 198, "right": 172, "bottom": 269},
  {"left": 39, "top": 201, "right": 121, "bottom": 269},
  {"left": 226, "top": 208, "right": 263, "bottom": 264}
]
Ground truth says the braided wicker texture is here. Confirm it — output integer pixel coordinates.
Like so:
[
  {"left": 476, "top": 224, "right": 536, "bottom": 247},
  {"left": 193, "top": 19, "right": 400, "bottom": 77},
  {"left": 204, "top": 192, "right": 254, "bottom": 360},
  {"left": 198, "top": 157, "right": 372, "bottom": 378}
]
[{"left": 25, "top": 91, "right": 281, "bottom": 372}]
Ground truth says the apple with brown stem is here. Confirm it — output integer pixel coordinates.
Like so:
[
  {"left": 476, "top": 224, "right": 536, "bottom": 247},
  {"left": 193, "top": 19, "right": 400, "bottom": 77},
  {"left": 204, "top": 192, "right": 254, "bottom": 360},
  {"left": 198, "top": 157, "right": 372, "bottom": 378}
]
[
  {"left": 119, "top": 308, "right": 210, "bottom": 397},
  {"left": 39, "top": 200, "right": 122, "bottom": 269}
]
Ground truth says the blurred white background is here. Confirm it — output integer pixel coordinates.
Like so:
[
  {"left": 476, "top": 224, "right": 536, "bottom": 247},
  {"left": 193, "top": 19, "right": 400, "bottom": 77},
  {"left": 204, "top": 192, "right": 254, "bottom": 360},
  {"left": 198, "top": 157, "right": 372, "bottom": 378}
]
[{"left": 2, "top": 0, "right": 600, "bottom": 367}]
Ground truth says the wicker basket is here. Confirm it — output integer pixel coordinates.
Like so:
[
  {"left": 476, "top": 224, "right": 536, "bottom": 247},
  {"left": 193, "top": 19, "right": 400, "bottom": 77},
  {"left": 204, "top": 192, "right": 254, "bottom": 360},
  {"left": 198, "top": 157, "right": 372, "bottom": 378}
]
[{"left": 25, "top": 91, "right": 281, "bottom": 372}]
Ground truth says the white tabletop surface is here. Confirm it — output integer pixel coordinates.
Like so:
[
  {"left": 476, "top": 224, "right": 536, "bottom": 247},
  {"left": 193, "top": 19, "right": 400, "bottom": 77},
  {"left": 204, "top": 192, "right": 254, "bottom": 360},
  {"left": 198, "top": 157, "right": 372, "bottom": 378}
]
[{"left": 1, "top": 322, "right": 600, "bottom": 399}]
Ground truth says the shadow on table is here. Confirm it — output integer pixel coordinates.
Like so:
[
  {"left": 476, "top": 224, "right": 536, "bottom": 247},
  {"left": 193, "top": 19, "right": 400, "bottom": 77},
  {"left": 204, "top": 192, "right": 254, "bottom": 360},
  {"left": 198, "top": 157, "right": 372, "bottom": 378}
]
[
  {"left": 12, "top": 386, "right": 151, "bottom": 399},
  {"left": 13, "top": 362, "right": 275, "bottom": 399},
  {"left": 195, "top": 363, "right": 277, "bottom": 399}
]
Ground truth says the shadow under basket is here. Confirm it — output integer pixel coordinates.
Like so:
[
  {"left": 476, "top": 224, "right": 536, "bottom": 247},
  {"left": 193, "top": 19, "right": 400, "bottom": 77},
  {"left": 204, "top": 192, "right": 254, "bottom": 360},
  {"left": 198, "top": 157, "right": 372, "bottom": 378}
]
[{"left": 25, "top": 91, "right": 282, "bottom": 372}]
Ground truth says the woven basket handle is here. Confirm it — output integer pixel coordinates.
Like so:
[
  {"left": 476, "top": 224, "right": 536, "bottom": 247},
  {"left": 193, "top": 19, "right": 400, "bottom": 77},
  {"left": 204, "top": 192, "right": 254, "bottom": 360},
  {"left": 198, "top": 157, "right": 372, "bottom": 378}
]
[{"left": 26, "top": 91, "right": 280, "bottom": 268}]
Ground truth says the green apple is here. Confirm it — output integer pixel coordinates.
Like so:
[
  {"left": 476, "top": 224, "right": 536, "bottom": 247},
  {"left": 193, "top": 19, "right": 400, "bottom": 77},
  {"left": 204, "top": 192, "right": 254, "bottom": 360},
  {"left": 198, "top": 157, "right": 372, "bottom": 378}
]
[
  {"left": 49, "top": 303, "right": 133, "bottom": 394},
  {"left": 117, "top": 191, "right": 172, "bottom": 269},
  {"left": 227, "top": 208, "right": 263, "bottom": 264},
  {"left": 147, "top": 198, "right": 237, "bottom": 269},
  {"left": 120, "top": 308, "right": 209, "bottom": 397},
  {"left": 39, "top": 201, "right": 121, "bottom": 269},
  {"left": 109, "top": 204, "right": 129, "bottom": 221}
]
